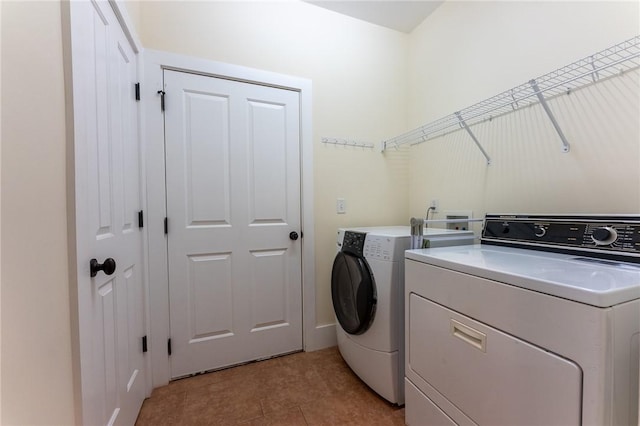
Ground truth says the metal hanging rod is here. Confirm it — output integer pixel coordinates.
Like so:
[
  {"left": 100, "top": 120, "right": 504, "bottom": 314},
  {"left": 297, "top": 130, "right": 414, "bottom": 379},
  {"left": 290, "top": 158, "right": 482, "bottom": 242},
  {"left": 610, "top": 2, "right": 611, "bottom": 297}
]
[
  {"left": 382, "top": 35, "right": 640, "bottom": 158},
  {"left": 422, "top": 218, "right": 485, "bottom": 224},
  {"left": 321, "top": 137, "right": 374, "bottom": 149}
]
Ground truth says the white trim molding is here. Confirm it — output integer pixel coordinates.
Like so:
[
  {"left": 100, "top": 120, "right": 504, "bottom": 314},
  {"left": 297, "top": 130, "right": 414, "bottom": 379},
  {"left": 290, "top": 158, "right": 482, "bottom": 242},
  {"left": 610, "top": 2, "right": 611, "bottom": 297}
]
[
  {"left": 109, "top": 0, "right": 142, "bottom": 54},
  {"left": 142, "top": 50, "right": 317, "bottom": 387},
  {"left": 307, "top": 324, "right": 338, "bottom": 351}
]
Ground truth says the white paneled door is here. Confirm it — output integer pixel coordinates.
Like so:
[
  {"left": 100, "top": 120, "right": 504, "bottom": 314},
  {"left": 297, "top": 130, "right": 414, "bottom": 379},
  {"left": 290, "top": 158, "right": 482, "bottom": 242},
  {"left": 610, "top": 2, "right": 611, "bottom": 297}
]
[
  {"left": 163, "top": 70, "right": 303, "bottom": 378},
  {"left": 69, "top": 1, "right": 146, "bottom": 425}
]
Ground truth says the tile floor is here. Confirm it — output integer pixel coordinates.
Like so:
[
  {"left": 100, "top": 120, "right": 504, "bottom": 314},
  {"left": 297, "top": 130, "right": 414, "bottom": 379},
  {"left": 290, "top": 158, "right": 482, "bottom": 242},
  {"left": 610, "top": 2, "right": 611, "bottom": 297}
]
[{"left": 135, "top": 346, "right": 405, "bottom": 425}]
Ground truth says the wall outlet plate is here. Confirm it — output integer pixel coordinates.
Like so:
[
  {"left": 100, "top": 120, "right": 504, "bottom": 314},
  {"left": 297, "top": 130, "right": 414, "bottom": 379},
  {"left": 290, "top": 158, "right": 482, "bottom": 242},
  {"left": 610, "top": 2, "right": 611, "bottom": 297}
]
[
  {"left": 444, "top": 210, "right": 472, "bottom": 230},
  {"left": 337, "top": 198, "right": 346, "bottom": 214}
]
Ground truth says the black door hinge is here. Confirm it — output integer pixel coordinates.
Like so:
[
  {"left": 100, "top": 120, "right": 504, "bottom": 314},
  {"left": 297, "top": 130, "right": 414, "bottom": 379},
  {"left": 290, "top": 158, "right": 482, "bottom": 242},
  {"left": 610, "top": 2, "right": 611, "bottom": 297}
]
[
  {"left": 164, "top": 217, "right": 168, "bottom": 234},
  {"left": 138, "top": 210, "right": 144, "bottom": 228},
  {"left": 142, "top": 335, "right": 148, "bottom": 353},
  {"left": 135, "top": 83, "right": 141, "bottom": 101},
  {"left": 167, "top": 338, "right": 172, "bottom": 356},
  {"left": 157, "top": 90, "right": 165, "bottom": 111}
]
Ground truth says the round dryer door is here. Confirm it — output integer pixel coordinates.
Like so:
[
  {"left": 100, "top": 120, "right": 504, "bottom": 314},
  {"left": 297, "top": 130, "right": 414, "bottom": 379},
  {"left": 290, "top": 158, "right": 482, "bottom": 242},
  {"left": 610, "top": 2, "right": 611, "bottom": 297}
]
[{"left": 331, "top": 251, "right": 377, "bottom": 335}]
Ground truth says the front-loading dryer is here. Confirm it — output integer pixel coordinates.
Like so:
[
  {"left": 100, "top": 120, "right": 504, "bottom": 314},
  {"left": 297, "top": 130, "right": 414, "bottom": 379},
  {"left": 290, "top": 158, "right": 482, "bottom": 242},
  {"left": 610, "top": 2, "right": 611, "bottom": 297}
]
[{"left": 331, "top": 226, "right": 474, "bottom": 405}]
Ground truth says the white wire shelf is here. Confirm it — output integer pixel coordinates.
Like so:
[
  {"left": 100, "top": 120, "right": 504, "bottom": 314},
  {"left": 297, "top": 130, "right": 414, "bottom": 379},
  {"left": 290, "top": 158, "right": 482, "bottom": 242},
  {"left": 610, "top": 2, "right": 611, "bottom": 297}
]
[
  {"left": 381, "top": 36, "right": 640, "bottom": 163},
  {"left": 321, "top": 137, "right": 374, "bottom": 149}
]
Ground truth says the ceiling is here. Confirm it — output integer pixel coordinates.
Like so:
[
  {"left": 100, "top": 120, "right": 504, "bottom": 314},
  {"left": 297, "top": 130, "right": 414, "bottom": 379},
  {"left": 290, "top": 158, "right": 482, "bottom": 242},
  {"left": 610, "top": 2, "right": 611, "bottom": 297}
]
[{"left": 304, "top": 1, "right": 444, "bottom": 33}]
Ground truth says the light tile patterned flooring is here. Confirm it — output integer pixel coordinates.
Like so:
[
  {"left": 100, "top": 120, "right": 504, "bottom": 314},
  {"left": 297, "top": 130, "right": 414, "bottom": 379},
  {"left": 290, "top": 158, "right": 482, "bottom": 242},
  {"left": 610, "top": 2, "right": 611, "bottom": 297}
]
[{"left": 135, "top": 346, "right": 405, "bottom": 425}]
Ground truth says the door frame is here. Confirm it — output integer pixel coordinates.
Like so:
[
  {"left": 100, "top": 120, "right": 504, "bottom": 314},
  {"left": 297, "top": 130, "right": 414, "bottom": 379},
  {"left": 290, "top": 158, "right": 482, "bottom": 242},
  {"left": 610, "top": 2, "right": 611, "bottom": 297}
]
[{"left": 143, "top": 50, "right": 316, "bottom": 387}]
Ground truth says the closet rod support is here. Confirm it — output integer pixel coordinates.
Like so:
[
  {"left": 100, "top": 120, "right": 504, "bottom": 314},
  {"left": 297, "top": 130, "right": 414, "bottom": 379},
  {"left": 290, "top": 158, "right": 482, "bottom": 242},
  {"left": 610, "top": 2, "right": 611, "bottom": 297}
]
[
  {"left": 455, "top": 112, "right": 492, "bottom": 165},
  {"left": 529, "top": 79, "right": 570, "bottom": 153}
]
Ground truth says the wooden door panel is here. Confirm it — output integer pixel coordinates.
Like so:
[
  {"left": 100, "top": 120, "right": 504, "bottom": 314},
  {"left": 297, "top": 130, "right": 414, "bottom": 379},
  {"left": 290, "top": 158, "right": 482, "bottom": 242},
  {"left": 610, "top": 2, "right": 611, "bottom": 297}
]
[
  {"left": 183, "top": 91, "right": 231, "bottom": 227},
  {"left": 249, "top": 249, "right": 290, "bottom": 330},
  {"left": 187, "top": 252, "right": 234, "bottom": 341},
  {"left": 247, "top": 100, "right": 288, "bottom": 224},
  {"left": 98, "top": 278, "right": 118, "bottom": 425},
  {"left": 90, "top": 4, "right": 114, "bottom": 240},
  {"left": 117, "top": 262, "right": 145, "bottom": 425}
]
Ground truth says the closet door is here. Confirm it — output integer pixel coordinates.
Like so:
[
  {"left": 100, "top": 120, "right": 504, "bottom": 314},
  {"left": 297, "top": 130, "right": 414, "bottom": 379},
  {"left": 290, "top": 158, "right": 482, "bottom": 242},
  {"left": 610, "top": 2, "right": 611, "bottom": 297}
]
[{"left": 163, "top": 70, "right": 303, "bottom": 377}]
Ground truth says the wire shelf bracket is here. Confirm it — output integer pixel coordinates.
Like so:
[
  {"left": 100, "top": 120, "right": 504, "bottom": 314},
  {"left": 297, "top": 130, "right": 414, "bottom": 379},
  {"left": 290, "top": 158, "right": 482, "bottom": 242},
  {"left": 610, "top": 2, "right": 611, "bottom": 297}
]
[
  {"left": 455, "top": 112, "right": 492, "bottom": 165},
  {"left": 529, "top": 79, "right": 570, "bottom": 152},
  {"left": 381, "top": 35, "right": 640, "bottom": 161},
  {"left": 321, "top": 137, "right": 374, "bottom": 149}
]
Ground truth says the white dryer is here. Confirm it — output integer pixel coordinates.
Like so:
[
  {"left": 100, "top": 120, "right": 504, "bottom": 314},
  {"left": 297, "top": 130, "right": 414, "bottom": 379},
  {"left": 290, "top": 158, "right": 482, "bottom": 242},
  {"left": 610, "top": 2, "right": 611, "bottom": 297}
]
[
  {"left": 331, "top": 226, "right": 474, "bottom": 405},
  {"left": 404, "top": 214, "right": 640, "bottom": 425}
]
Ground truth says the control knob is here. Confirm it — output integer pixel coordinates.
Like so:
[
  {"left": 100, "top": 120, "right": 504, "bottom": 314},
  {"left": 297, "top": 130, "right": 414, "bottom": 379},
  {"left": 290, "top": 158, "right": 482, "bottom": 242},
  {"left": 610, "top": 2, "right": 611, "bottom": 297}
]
[
  {"left": 591, "top": 226, "right": 617, "bottom": 246},
  {"left": 533, "top": 225, "right": 546, "bottom": 238}
]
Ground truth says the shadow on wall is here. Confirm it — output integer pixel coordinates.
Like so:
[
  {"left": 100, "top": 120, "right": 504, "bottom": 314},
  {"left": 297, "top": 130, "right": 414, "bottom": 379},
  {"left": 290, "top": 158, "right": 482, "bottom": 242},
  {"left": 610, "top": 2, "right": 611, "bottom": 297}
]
[{"left": 408, "top": 69, "right": 640, "bottom": 217}]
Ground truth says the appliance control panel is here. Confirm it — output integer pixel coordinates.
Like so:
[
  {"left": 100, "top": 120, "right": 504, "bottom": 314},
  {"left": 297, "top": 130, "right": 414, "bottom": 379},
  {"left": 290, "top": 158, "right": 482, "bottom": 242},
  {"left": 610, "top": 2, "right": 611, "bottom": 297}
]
[
  {"left": 363, "top": 236, "right": 393, "bottom": 261},
  {"left": 341, "top": 231, "right": 366, "bottom": 256},
  {"left": 482, "top": 214, "right": 640, "bottom": 262}
]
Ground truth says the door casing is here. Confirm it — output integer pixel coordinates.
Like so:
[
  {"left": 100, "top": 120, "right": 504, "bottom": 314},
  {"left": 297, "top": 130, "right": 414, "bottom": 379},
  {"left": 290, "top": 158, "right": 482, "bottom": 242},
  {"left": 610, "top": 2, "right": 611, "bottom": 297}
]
[{"left": 143, "top": 50, "right": 316, "bottom": 387}]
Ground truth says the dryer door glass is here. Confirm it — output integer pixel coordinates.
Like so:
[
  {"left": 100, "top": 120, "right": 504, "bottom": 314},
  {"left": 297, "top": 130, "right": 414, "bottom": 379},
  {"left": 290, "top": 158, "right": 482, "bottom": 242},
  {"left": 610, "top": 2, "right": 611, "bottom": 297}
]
[{"left": 331, "top": 251, "right": 377, "bottom": 335}]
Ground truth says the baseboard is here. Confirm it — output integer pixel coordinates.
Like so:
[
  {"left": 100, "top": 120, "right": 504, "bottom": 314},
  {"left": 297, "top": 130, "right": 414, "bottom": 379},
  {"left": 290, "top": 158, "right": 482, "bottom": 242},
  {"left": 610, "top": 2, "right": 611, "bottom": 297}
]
[{"left": 305, "top": 323, "right": 337, "bottom": 352}]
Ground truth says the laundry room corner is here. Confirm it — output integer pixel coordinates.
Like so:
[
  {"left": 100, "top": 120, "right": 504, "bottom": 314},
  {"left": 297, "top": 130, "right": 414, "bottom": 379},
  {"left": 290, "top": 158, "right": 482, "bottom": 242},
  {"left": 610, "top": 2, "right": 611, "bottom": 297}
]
[
  {"left": 136, "top": 0, "right": 413, "bottom": 351},
  {"left": 3, "top": 0, "right": 640, "bottom": 423},
  {"left": 405, "top": 1, "right": 640, "bottom": 222}
]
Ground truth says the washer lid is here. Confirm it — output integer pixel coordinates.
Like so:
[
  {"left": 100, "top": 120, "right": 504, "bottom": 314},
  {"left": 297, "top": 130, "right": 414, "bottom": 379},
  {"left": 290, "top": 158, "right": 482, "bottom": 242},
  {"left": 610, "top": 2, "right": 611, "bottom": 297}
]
[{"left": 405, "top": 245, "right": 640, "bottom": 307}]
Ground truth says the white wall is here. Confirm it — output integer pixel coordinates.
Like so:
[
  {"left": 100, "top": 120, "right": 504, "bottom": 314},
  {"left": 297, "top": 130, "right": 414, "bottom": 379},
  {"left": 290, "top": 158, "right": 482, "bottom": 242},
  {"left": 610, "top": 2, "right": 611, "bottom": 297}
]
[
  {"left": 0, "top": 1, "right": 75, "bottom": 424},
  {"left": 137, "top": 0, "right": 411, "bottom": 327},
  {"left": 123, "top": 0, "right": 142, "bottom": 37},
  {"left": 407, "top": 1, "right": 640, "bottom": 224}
]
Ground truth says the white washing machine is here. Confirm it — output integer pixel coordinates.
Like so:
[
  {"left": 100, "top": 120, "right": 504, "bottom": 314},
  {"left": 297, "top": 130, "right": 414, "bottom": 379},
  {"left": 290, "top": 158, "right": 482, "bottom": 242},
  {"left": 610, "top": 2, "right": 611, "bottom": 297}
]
[
  {"left": 331, "top": 226, "right": 475, "bottom": 405},
  {"left": 404, "top": 214, "right": 640, "bottom": 425}
]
